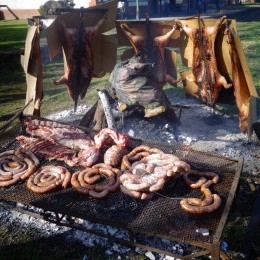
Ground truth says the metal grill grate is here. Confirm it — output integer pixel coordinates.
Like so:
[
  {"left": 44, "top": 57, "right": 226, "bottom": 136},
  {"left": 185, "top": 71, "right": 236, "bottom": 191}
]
[{"left": 0, "top": 116, "right": 243, "bottom": 248}]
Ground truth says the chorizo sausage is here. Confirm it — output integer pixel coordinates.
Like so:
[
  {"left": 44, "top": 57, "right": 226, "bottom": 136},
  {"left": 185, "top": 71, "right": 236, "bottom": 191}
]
[
  {"left": 27, "top": 165, "right": 71, "bottom": 194},
  {"left": 183, "top": 170, "right": 219, "bottom": 188},
  {"left": 72, "top": 167, "right": 120, "bottom": 198},
  {"left": 180, "top": 194, "right": 221, "bottom": 214},
  {"left": 0, "top": 149, "right": 39, "bottom": 188}
]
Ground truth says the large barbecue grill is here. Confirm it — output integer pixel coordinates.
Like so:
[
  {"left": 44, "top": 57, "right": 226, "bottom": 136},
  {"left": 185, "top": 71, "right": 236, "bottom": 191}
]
[
  {"left": 0, "top": 116, "right": 243, "bottom": 259},
  {"left": 2, "top": 1, "right": 258, "bottom": 258}
]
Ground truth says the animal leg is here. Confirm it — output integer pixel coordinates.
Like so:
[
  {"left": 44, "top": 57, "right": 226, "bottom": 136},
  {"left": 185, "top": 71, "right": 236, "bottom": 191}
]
[
  {"left": 216, "top": 74, "right": 232, "bottom": 89},
  {"left": 207, "top": 16, "right": 226, "bottom": 37},
  {"left": 120, "top": 24, "right": 144, "bottom": 54},
  {"left": 165, "top": 74, "right": 179, "bottom": 86},
  {"left": 154, "top": 24, "right": 177, "bottom": 48}
]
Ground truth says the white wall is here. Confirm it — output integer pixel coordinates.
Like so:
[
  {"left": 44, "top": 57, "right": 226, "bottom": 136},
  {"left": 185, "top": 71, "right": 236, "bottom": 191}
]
[{"left": 2, "top": 0, "right": 90, "bottom": 10}]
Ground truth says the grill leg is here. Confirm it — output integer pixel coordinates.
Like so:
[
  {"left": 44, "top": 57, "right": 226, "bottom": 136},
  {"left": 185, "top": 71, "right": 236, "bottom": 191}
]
[{"left": 211, "top": 241, "right": 220, "bottom": 260}]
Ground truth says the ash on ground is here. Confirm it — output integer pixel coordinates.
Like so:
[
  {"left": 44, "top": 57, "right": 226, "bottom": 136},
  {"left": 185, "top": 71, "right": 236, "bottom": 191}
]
[{"left": 1, "top": 90, "right": 260, "bottom": 259}]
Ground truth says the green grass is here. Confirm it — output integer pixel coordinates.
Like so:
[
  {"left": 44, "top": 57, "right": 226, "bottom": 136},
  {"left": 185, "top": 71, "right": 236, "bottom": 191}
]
[
  {"left": 0, "top": 20, "right": 28, "bottom": 52},
  {"left": 237, "top": 21, "right": 260, "bottom": 88}
]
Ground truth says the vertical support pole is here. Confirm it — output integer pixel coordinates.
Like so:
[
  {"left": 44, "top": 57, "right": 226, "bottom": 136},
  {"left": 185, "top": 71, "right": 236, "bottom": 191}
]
[
  {"left": 211, "top": 241, "right": 221, "bottom": 260},
  {"left": 74, "top": 7, "right": 84, "bottom": 112},
  {"left": 136, "top": 0, "right": 140, "bottom": 20}
]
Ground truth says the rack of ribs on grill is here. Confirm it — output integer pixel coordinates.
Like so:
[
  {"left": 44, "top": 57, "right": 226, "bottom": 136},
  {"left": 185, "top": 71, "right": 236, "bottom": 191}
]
[{"left": 17, "top": 118, "right": 100, "bottom": 167}]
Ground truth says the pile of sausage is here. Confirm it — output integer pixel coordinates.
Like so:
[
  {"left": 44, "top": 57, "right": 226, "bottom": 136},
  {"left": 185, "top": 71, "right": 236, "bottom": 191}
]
[
  {"left": 120, "top": 145, "right": 190, "bottom": 200},
  {"left": 0, "top": 118, "right": 222, "bottom": 214},
  {"left": 1, "top": 119, "right": 131, "bottom": 199}
]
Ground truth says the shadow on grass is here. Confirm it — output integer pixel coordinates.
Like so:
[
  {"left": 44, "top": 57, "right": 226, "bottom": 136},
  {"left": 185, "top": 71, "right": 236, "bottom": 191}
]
[
  {"left": 0, "top": 230, "right": 106, "bottom": 260},
  {"left": 227, "top": 7, "right": 260, "bottom": 22},
  {"left": 0, "top": 25, "right": 27, "bottom": 52},
  {"left": 0, "top": 93, "right": 26, "bottom": 104},
  {"left": 0, "top": 55, "right": 25, "bottom": 85}
]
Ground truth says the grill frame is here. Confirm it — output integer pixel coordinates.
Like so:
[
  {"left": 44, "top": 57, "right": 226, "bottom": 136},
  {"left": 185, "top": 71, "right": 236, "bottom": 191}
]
[{"left": 0, "top": 116, "right": 243, "bottom": 258}]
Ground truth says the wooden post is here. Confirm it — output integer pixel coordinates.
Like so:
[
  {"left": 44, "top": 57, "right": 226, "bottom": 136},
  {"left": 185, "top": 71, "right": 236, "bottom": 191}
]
[{"left": 98, "top": 90, "right": 116, "bottom": 129}]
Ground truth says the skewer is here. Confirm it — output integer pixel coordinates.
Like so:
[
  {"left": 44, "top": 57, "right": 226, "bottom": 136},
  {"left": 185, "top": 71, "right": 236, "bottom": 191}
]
[{"left": 0, "top": 98, "right": 33, "bottom": 134}]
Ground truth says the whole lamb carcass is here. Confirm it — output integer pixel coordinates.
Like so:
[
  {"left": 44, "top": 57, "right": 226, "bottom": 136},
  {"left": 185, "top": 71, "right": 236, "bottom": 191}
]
[
  {"left": 120, "top": 20, "right": 178, "bottom": 88},
  {"left": 53, "top": 13, "right": 107, "bottom": 110},
  {"left": 177, "top": 16, "right": 232, "bottom": 106}
]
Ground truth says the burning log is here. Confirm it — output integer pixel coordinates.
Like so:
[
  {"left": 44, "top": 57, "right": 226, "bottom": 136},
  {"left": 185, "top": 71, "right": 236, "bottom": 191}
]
[{"left": 177, "top": 16, "right": 232, "bottom": 106}]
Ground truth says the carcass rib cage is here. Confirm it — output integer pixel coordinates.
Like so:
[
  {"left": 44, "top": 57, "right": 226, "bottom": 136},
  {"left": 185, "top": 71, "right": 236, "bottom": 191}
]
[{"left": 0, "top": 116, "right": 243, "bottom": 257}]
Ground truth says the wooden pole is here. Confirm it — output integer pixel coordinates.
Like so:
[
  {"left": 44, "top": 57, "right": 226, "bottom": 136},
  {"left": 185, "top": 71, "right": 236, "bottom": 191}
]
[
  {"left": 136, "top": 0, "right": 140, "bottom": 20},
  {"left": 0, "top": 98, "right": 33, "bottom": 134},
  {"left": 97, "top": 90, "right": 116, "bottom": 129}
]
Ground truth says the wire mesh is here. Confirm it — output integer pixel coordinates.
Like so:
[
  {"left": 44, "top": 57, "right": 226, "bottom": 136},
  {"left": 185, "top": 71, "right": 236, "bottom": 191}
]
[{"left": 0, "top": 116, "right": 242, "bottom": 246}]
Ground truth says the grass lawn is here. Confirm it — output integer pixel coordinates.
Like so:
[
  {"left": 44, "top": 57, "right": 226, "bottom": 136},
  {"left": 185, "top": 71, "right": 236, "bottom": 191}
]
[{"left": 0, "top": 19, "right": 28, "bottom": 52}]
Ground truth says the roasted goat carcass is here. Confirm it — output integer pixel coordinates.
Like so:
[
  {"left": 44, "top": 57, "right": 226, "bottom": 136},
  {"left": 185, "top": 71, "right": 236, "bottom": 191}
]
[
  {"left": 120, "top": 21, "right": 178, "bottom": 88},
  {"left": 177, "top": 16, "right": 231, "bottom": 106},
  {"left": 53, "top": 13, "right": 107, "bottom": 110}
]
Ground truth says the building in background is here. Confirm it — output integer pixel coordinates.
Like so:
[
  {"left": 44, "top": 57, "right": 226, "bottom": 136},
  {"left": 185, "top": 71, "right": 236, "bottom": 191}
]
[
  {"left": 0, "top": 0, "right": 225, "bottom": 20},
  {"left": 97, "top": 0, "right": 225, "bottom": 19},
  {"left": 0, "top": 0, "right": 93, "bottom": 20}
]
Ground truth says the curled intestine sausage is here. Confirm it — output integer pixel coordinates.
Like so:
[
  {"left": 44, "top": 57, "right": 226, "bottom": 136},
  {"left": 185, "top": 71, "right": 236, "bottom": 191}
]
[
  {"left": 121, "top": 145, "right": 164, "bottom": 171},
  {"left": 71, "top": 171, "right": 90, "bottom": 195},
  {"left": 92, "top": 163, "right": 112, "bottom": 169},
  {"left": 27, "top": 165, "right": 71, "bottom": 194},
  {"left": 122, "top": 178, "right": 151, "bottom": 192},
  {"left": 183, "top": 170, "right": 219, "bottom": 188},
  {"left": 185, "top": 181, "right": 214, "bottom": 207},
  {"left": 120, "top": 184, "right": 154, "bottom": 200},
  {"left": 141, "top": 153, "right": 191, "bottom": 173},
  {"left": 180, "top": 194, "right": 221, "bottom": 214},
  {"left": 71, "top": 165, "right": 121, "bottom": 198},
  {"left": 180, "top": 178, "right": 221, "bottom": 214},
  {"left": 0, "top": 149, "right": 39, "bottom": 188},
  {"left": 81, "top": 169, "right": 101, "bottom": 185},
  {"left": 120, "top": 147, "right": 191, "bottom": 200}
]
